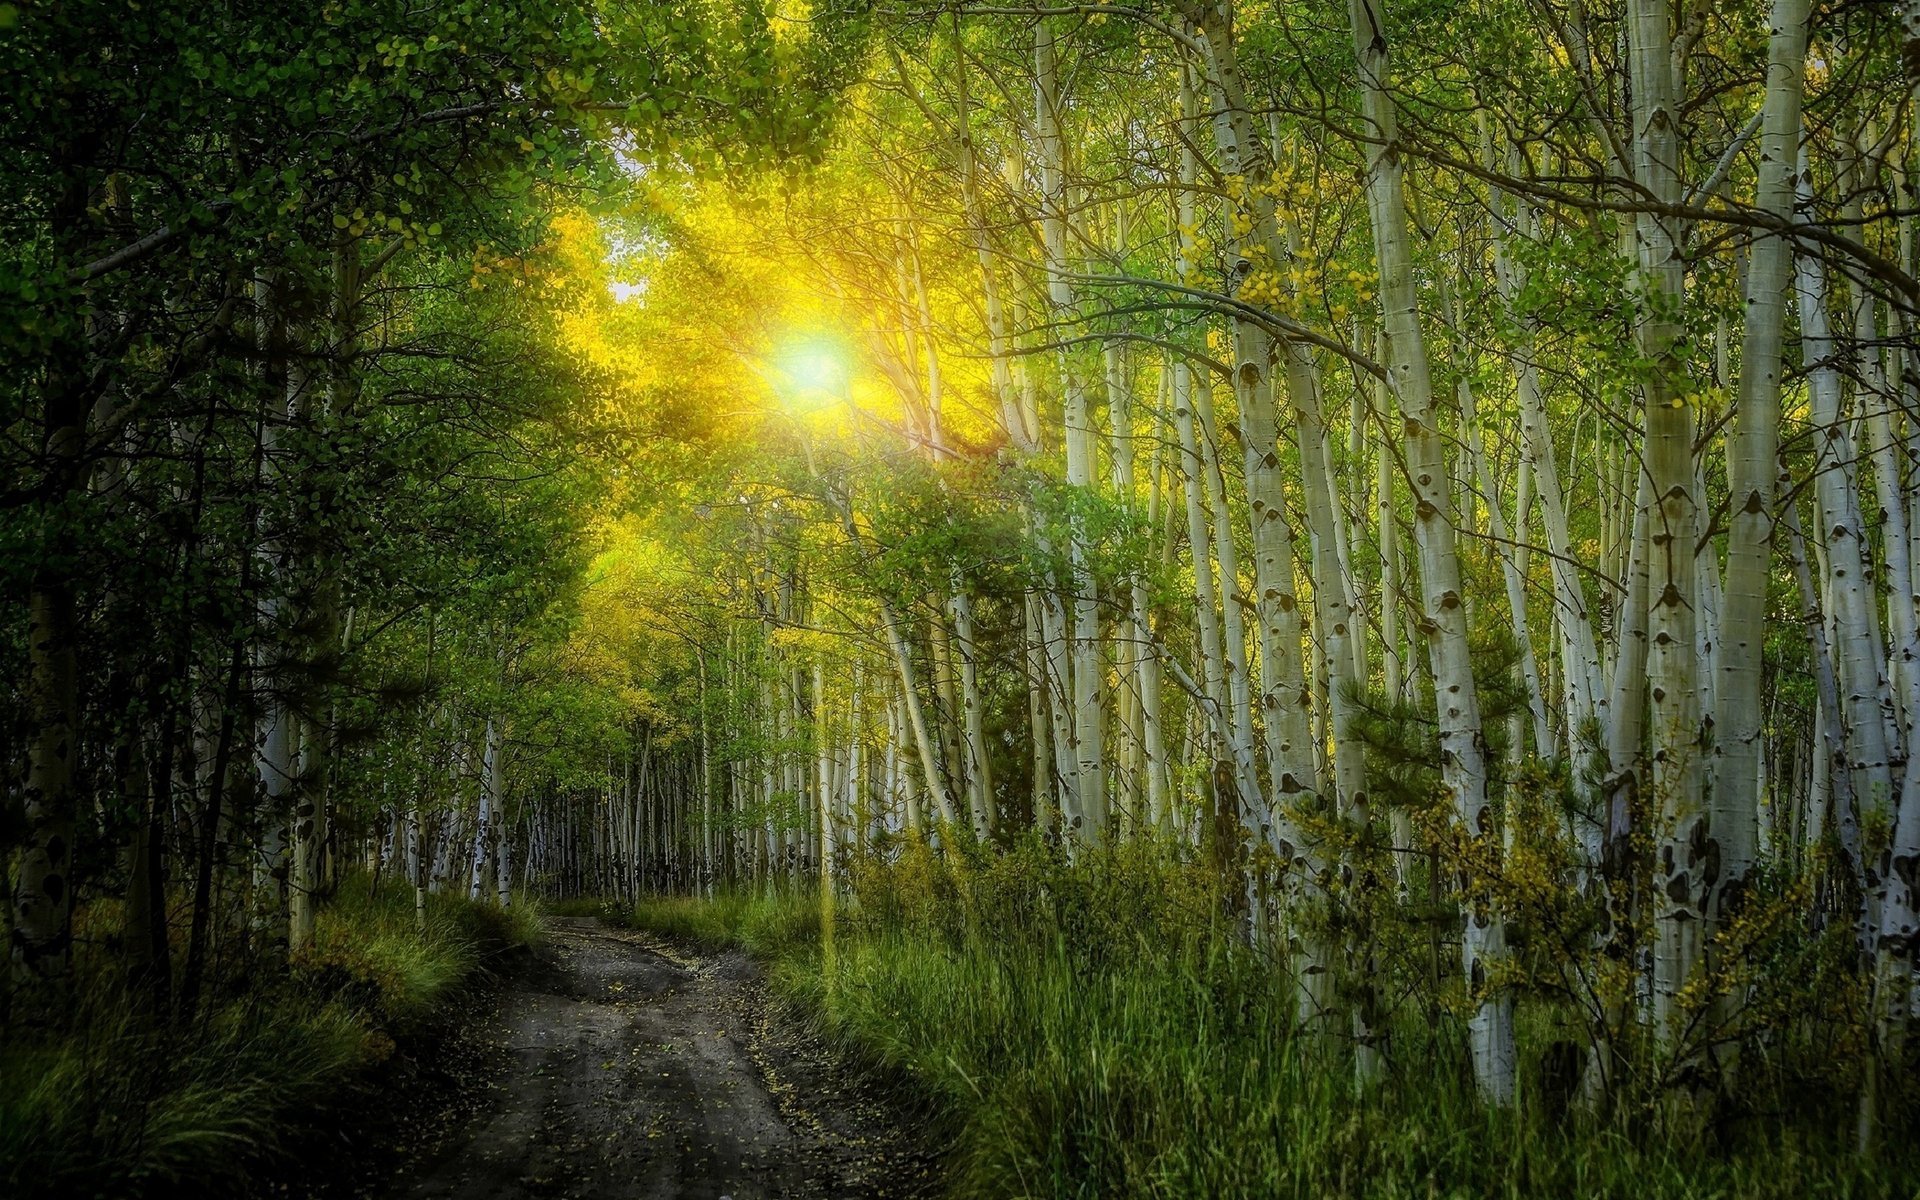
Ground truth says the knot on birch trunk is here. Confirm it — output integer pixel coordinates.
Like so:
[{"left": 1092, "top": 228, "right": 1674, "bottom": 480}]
[
  {"left": 1664, "top": 873, "right": 1693, "bottom": 907},
  {"left": 1894, "top": 854, "right": 1920, "bottom": 892}
]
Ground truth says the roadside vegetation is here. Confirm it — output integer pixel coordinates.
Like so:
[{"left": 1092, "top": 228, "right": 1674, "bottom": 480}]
[
  {"left": 0, "top": 881, "right": 537, "bottom": 1199},
  {"left": 625, "top": 847, "right": 1917, "bottom": 1200}
]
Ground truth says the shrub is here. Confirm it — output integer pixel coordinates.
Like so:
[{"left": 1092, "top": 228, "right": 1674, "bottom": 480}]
[{"left": 0, "top": 877, "right": 536, "bottom": 1199}]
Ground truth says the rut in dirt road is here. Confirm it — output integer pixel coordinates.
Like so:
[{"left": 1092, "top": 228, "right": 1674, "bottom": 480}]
[{"left": 392, "top": 918, "right": 933, "bottom": 1200}]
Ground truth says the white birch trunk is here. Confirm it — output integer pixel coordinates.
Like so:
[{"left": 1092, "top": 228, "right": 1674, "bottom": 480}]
[
  {"left": 1347, "top": 0, "right": 1514, "bottom": 1102},
  {"left": 1626, "top": 0, "right": 1709, "bottom": 1041},
  {"left": 1180, "top": 18, "right": 1317, "bottom": 819},
  {"left": 1193, "top": 375, "right": 1271, "bottom": 838},
  {"left": 1284, "top": 310, "right": 1377, "bottom": 1077},
  {"left": 1174, "top": 361, "right": 1238, "bottom": 797},
  {"left": 952, "top": 583, "right": 998, "bottom": 837},
  {"left": 470, "top": 716, "right": 501, "bottom": 903},
  {"left": 1036, "top": 21, "right": 1107, "bottom": 845},
  {"left": 1109, "top": 342, "right": 1171, "bottom": 832},
  {"left": 1796, "top": 185, "right": 1896, "bottom": 848},
  {"left": 814, "top": 660, "right": 834, "bottom": 886},
  {"left": 881, "top": 602, "right": 959, "bottom": 829}
]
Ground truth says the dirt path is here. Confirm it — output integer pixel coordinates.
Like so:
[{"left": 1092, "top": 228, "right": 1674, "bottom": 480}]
[{"left": 379, "top": 917, "right": 936, "bottom": 1200}]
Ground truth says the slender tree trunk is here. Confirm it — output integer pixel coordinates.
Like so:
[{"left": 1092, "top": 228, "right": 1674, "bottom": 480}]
[
  {"left": 12, "top": 161, "right": 96, "bottom": 1000},
  {"left": 1796, "top": 179, "right": 1895, "bottom": 877},
  {"left": 1490, "top": 150, "right": 1606, "bottom": 858},
  {"left": 1174, "top": 362, "right": 1236, "bottom": 800},
  {"left": 1348, "top": 0, "right": 1513, "bottom": 1102},
  {"left": 1108, "top": 343, "right": 1170, "bottom": 832},
  {"left": 1624, "top": 0, "right": 1711, "bottom": 1043},
  {"left": 471, "top": 717, "right": 503, "bottom": 902},
  {"left": 1713, "top": 0, "right": 1807, "bottom": 933},
  {"left": 1035, "top": 20, "right": 1107, "bottom": 845},
  {"left": 1460, "top": 377, "right": 1553, "bottom": 758},
  {"left": 949, "top": 587, "right": 996, "bottom": 839}
]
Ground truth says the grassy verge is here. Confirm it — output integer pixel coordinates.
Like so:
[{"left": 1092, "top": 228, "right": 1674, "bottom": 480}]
[
  {"left": 544, "top": 896, "right": 620, "bottom": 919},
  {"left": 627, "top": 888, "right": 824, "bottom": 955},
  {"left": 619, "top": 845, "right": 1916, "bottom": 1200},
  {"left": 0, "top": 878, "right": 539, "bottom": 1199}
]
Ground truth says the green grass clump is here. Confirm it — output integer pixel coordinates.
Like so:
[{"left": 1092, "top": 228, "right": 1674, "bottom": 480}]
[
  {"left": 0, "top": 993, "right": 375, "bottom": 1196},
  {"left": 307, "top": 880, "right": 534, "bottom": 1028},
  {"left": 625, "top": 844, "right": 1919, "bottom": 1200},
  {"left": 545, "top": 895, "right": 620, "bottom": 919},
  {"left": 623, "top": 888, "right": 822, "bottom": 955},
  {"left": 0, "top": 877, "right": 539, "bottom": 1199}
]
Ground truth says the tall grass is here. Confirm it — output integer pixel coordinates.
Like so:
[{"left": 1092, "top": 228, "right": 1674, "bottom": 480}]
[
  {"left": 0, "top": 878, "right": 538, "bottom": 1199},
  {"left": 627, "top": 888, "right": 823, "bottom": 955},
  {"left": 622, "top": 845, "right": 1917, "bottom": 1200}
]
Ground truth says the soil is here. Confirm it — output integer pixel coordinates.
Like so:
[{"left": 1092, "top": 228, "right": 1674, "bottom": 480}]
[{"left": 306, "top": 916, "right": 939, "bottom": 1200}]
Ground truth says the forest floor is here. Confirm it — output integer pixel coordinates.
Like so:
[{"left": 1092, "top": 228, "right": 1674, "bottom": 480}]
[{"left": 310, "top": 915, "right": 938, "bottom": 1200}]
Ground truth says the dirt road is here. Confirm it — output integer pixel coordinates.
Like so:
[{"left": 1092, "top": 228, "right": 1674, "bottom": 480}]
[{"left": 381, "top": 918, "right": 934, "bottom": 1200}]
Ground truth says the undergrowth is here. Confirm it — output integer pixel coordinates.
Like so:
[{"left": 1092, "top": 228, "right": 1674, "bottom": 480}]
[
  {"left": 0, "top": 877, "right": 537, "bottom": 1199},
  {"left": 619, "top": 842, "right": 1920, "bottom": 1200},
  {"left": 628, "top": 888, "right": 823, "bottom": 955}
]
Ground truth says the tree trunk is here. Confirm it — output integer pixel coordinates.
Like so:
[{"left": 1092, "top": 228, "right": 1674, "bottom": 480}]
[
  {"left": 1713, "top": 0, "right": 1808, "bottom": 931},
  {"left": 1035, "top": 20, "right": 1107, "bottom": 845},
  {"left": 1625, "top": 0, "right": 1709, "bottom": 1043},
  {"left": 1347, "top": 0, "right": 1513, "bottom": 1102}
]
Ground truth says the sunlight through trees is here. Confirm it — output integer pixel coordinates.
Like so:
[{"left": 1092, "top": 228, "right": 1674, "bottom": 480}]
[{"left": 5, "top": 0, "right": 1920, "bottom": 1194}]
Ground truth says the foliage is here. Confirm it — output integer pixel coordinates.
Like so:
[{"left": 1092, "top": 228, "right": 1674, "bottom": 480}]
[
  {"left": 626, "top": 857, "right": 1920, "bottom": 1200},
  {"left": 0, "top": 879, "right": 535, "bottom": 1199}
]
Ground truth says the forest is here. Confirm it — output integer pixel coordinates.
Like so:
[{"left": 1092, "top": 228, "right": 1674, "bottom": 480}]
[{"left": 4, "top": 0, "right": 1919, "bottom": 1196}]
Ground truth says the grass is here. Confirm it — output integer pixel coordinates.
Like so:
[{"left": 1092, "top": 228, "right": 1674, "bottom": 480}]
[
  {"left": 0, "top": 877, "right": 539, "bottom": 1199},
  {"left": 544, "top": 895, "right": 620, "bottom": 919},
  {"left": 619, "top": 843, "right": 1920, "bottom": 1200},
  {"left": 628, "top": 888, "right": 824, "bottom": 955}
]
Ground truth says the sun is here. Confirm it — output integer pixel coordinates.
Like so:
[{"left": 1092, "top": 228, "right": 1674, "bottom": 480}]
[
  {"left": 786, "top": 341, "right": 846, "bottom": 392},
  {"left": 771, "top": 335, "right": 851, "bottom": 410}
]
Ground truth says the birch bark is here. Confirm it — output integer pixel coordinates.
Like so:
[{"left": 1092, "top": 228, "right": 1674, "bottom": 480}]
[
  {"left": 1796, "top": 189, "right": 1896, "bottom": 864},
  {"left": 1713, "top": 0, "right": 1808, "bottom": 924},
  {"left": 1035, "top": 21, "right": 1107, "bottom": 844},
  {"left": 1108, "top": 342, "right": 1171, "bottom": 831},
  {"left": 1347, "top": 0, "right": 1514, "bottom": 1101},
  {"left": 1625, "top": 0, "right": 1710, "bottom": 1041},
  {"left": 470, "top": 716, "right": 502, "bottom": 902}
]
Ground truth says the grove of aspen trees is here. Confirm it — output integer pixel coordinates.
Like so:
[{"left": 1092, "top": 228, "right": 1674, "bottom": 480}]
[{"left": 5, "top": 0, "right": 1920, "bottom": 1196}]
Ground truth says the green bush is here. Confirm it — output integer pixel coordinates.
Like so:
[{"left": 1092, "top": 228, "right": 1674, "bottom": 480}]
[{"left": 0, "top": 878, "right": 537, "bottom": 1199}]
